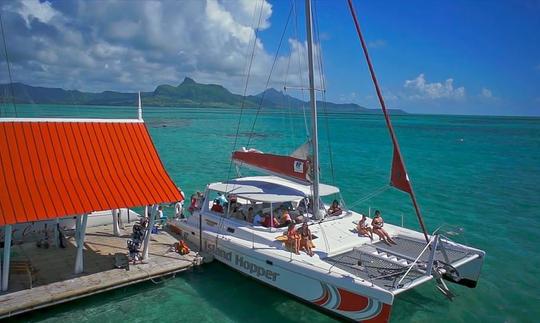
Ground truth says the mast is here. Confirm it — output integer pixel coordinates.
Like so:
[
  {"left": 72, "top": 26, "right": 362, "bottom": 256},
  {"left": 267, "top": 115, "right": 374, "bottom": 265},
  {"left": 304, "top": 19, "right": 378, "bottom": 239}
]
[
  {"left": 305, "top": 0, "right": 321, "bottom": 220},
  {"left": 346, "top": 0, "right": 429, "bottom": 243}
]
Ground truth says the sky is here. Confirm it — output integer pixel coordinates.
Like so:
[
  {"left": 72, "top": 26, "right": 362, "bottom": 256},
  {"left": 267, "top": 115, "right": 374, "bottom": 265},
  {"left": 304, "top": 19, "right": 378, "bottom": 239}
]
[{"left": 0, "top": 0, "right": 539, "bottom": 116}]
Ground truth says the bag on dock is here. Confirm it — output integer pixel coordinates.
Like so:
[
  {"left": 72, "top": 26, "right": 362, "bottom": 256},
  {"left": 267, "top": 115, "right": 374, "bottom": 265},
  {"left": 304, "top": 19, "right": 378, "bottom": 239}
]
[{"left": 174, "top": 240, "right": 190, "bottom": 255}]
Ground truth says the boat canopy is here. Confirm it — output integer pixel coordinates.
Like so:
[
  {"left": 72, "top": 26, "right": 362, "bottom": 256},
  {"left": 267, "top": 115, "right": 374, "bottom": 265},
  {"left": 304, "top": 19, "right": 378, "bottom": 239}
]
[{"left": 207, "top": 176, "right": 339, "bottom": 203}]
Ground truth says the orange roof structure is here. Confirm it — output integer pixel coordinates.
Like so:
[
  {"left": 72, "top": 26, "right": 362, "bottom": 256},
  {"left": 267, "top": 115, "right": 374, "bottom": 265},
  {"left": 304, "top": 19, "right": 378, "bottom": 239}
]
[{"left": 0, "top": 119, "right": 183, "bottom": 226}]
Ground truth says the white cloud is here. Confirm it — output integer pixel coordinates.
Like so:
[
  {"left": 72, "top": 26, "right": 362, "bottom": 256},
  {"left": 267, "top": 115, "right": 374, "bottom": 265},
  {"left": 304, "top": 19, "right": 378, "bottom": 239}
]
[
  {"left": 404, "top": 74, "right": 465, "bottom": 100},
  {"left": 368, "top": 39, "right": 386, "bottom": 49},
  {"left": 16, "top": 0, "right": 59, "bottom": 28},
  {"left": 480, "top": 87, "right": 493, "bottom": 98},
  {"left": 0, "top": 0, "right": 320, "bottom": 95}
]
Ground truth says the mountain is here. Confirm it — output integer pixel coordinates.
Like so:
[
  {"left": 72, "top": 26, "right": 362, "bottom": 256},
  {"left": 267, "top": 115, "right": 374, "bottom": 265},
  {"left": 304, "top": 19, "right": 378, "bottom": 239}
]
[{"left": 0, "top": 78, "right": 407, "bottom": 114}]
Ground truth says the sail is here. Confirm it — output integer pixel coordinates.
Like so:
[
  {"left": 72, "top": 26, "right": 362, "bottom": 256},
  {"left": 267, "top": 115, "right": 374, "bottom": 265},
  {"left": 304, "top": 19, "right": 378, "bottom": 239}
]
[
  {"left": 390, "top": 147, "right": 412, "bottom": 194},
  {"left": 232, "top": 147, "right": 311, "bottom": 184}
]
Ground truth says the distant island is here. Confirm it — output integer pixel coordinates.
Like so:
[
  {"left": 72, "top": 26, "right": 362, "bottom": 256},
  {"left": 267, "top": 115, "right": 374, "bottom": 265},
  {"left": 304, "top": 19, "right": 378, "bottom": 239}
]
[{"left": 0, "top": 77, "right": 406, "bottom": 114}]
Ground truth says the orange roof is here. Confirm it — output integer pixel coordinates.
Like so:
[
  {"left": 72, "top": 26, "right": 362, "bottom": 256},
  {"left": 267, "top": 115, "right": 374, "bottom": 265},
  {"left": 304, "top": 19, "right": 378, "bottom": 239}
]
[{"left": 0, "top": 119, "right": 183, "bottom": 226}]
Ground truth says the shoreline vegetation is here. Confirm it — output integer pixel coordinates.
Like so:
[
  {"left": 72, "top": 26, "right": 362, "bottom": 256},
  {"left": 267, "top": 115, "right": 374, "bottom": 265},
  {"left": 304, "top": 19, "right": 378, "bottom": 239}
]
[{"left": 0, "top": 77, "right": 406, "bottom": 114}]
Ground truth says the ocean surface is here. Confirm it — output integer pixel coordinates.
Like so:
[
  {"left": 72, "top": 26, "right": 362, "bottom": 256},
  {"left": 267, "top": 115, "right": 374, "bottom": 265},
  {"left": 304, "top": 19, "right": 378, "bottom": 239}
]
[{"left": 5, "top": 104, "right": 540, "bottom": 322}]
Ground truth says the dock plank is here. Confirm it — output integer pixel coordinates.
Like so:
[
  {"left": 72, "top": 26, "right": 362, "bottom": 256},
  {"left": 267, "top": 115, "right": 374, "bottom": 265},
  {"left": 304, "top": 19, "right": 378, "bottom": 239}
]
[{"left": 0, "top": 223, "right": 201, "bottom": 319}]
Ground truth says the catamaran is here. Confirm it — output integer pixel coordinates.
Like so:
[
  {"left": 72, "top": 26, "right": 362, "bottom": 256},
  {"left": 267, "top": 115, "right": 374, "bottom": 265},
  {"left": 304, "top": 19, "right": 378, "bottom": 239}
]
[{"left": 172, "top": 1, "right": 485, "bottom": 321}]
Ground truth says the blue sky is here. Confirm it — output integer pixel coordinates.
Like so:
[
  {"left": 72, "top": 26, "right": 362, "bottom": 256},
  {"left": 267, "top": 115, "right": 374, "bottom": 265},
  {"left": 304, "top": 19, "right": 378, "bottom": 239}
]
[
  {"left": 264, "top": 0, "right": 540, "bottom": 116},
  {"left": 1, "top": 0, "right": 539, "bottom": 116}
]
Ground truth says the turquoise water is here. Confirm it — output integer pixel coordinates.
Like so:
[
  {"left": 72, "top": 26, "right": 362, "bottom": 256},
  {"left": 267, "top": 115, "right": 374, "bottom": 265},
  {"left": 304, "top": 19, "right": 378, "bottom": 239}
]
[{"left": 7, "top": 104, "right": 540, "bottom": 322}]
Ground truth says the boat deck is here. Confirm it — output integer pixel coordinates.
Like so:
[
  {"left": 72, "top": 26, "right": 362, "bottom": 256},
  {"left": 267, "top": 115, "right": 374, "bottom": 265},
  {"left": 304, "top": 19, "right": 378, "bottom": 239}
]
[
  {"left": 0, "top": 223, "right": 202, "bottom": 319},
  {"left": 324, "top": 235, "right": 475, "bottom": 292}
]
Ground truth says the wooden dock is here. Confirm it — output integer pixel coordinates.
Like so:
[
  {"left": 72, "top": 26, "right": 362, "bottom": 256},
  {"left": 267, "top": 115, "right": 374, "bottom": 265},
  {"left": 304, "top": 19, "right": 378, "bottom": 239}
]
[{"left": 0, "top": 222, "right": 202, "bottom": 319}]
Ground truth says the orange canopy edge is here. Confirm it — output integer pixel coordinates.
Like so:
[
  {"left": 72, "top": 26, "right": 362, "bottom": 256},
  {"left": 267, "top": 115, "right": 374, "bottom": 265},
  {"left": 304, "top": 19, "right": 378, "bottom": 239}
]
[{"left": 0, "top": 120, "right": 183, "bottom": 226}]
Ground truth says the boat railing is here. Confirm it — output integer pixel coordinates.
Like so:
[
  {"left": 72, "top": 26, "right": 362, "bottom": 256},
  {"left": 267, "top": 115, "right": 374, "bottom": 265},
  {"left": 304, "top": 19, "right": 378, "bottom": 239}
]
[{"left": 394, "top": 234, "right": 440, "bottom": 289}]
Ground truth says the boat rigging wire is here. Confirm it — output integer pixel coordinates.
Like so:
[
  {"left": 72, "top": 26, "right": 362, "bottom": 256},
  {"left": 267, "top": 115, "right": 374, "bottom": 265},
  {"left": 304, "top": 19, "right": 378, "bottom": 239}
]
[
  {"left": 217, "top": 0, "right": 265, "bottom": 248},
  {"left": 347, "top": 0, "right": 429, "bottom": 243},
  {"left": 313, "top": 1, "right": 336, "bottom": 186},
  {"left": 245, "top": 5, "right": 293, "bottom": 149},
  {"left": 0, "top": 10, "right": 17, "bottom": 117}
]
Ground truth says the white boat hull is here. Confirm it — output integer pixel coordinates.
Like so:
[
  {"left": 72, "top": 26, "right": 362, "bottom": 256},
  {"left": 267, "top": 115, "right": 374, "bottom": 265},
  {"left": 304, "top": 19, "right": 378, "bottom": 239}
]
[{"left": 173, "top": 220, "right": 393, "bottom": 322}]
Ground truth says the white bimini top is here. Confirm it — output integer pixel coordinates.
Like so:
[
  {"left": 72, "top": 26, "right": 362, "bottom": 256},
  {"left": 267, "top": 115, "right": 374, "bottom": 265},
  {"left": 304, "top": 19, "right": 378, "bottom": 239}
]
[{"left": 207, "top": 176, "right": 339, "bottom": 203}]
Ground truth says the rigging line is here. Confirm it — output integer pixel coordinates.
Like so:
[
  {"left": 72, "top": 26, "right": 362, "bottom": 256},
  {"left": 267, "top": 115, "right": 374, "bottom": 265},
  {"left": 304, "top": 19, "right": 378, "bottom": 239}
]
[
  {"left": 312, "top": 0, "right": 336, "bottom": 186},
  {"left": 347, "top": 185, "right": 390, "bottom": 210},
  {"left": 290, "top": 0, "right": 309, "bottom": 140},
  {"left": 0, "top": 11, "right": 17, "bottom": 117},
  {"left": 283, "top": 36, "right": 296, "bottom": 148},
  {"left": 346, "top": 0, "right": 429, "bottom": 243},
  {"left": 245, "top": 4, "right": 293, "bottom": 149},
  {"left": 217, "top": 0, "right": 265, "bottom": 248}
]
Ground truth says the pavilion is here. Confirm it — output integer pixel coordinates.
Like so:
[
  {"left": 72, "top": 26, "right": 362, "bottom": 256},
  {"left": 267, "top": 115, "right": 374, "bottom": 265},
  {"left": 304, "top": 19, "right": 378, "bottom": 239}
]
[{"left": 0, "top": 107, "right": 183, "bottom": 291}]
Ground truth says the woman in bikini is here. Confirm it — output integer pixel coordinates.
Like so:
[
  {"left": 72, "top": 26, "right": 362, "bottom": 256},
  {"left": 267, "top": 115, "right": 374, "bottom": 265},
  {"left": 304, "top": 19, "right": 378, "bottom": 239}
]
[
  {"left": 356, "top": 214, "right": 373, "bottom": 240},
  {"left": 300, "top": 222, "right": 314, "bottom": 256},
  {"left": 286, "top": 223, "right": 300, "bottom": 255},
  {"left": 372, "top": 210, "right": 397, "bottom": 245}
]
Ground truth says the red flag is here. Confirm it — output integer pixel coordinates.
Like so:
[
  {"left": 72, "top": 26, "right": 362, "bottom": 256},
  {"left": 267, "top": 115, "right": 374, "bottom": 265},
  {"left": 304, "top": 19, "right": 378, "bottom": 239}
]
[{"left": 390, "top": 147, "right": 412, "bottom": 194}]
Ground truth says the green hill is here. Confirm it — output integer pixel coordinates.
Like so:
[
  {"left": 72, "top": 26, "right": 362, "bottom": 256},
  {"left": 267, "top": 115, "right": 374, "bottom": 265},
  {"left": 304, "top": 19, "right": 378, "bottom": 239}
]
[{"left": 0, "top": 78, "right": 407, "bottom": 114}]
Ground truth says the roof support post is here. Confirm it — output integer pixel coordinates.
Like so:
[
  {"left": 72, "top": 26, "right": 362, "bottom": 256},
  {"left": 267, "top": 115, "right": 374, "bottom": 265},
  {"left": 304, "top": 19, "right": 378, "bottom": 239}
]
[
  {"left": 270, "top": 203, "right": 274, "bottom": 233},
  {"left": 112, "top": 209, "right": 120, "bottom": 236},
  {"left": 74, "top": 214, "right": 88, "bottom": 274},
  {"left": 2, "top": 225, "right": 12, "bottom": 291},
  {"left": 142, "top": 205, "right": 158, "bottom": 261},
  {"left": 54, "top": 218, "right": 59, "bottom": 247}
]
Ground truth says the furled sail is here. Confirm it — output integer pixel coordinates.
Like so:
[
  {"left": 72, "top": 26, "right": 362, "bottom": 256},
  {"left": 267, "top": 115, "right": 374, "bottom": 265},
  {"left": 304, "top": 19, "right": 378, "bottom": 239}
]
[{"left": 232, "top": 145, "right": 311, "bottom": 184}]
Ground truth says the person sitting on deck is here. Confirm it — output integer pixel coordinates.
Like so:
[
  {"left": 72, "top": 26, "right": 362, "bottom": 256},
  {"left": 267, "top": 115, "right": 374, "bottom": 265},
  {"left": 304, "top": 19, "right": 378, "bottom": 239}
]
[
  {"left": 211, "top": 200, "right": 224, "bottom": 213},
  {"left": 357, "top": 214, "right": 373, "bottom": 240},
  {"left": 299, "top": 222, "right": 314, "bottom": 257},
  {"left": 215, "top": 193, "right": 228, "bottom": 208},
  {"left": 372, "top": 210, "right": 397, "bottom": 245},
  {"left": 327, "top": 200, "right": 343, "bottom": 217},
  {"left": 253, "top": 211, "right": 264, "bottom": 226},
  {"left": 231, "top": 206, "right": 243, "bottom": 220},
  {"left": 244, "top": 207, "right": 255, "bottom": 223},
  {"left": 277, "top": 209, "right": 292, "bottom": 228},
  {"left": 286, "top": 223, "right": 300, "bottom": 255},
  {"left": 262, "top": 214, "right": 279, "bottom": 228}
]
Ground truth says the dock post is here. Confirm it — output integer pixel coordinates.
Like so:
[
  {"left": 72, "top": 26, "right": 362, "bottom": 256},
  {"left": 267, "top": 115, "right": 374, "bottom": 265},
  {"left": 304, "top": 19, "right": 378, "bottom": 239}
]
[
  {"left": 54, "top": 218, "right": 60, "bottom": 247},
  {"left": 142, "top": 205, "right": 158, "bottom": 260},
  {"left": 74, "top": 214, "right": 89, "bottom": 274},
  {"left": 2, "top": 225, "right": 12, "bottom": 291}
]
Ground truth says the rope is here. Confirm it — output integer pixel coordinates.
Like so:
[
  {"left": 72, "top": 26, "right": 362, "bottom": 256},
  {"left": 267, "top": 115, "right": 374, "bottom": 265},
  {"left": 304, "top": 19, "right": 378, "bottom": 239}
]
[
  {"left": 347, "top": 185, "right": 390, "bottom": 211},
  {"left": 245, "top": 5, "right": 293, "bottom": 148},
  {"left": 215, "top": 0, "right": 266, "bottom": 248},
  {"left": 346, "top": 0, "right": 429, "bottom": 243},
  {"left": 313, "top": 2, "right": 336, "bottom": 186},
  {"left": 0, "top": 10, "right": 17, "bottom": 117}
]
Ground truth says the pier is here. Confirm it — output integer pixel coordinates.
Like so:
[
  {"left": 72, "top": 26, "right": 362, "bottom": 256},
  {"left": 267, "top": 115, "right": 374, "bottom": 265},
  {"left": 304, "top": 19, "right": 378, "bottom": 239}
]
[{"left": 0, "top": 222, "right": 202, "bottom": 319}]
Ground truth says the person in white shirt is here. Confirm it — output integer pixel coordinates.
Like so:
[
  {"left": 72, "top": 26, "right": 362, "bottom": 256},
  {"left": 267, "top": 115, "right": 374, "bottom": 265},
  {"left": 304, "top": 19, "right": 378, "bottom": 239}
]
[{"left": 174, "top": 201, "right": 183, "bottom": 218}]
